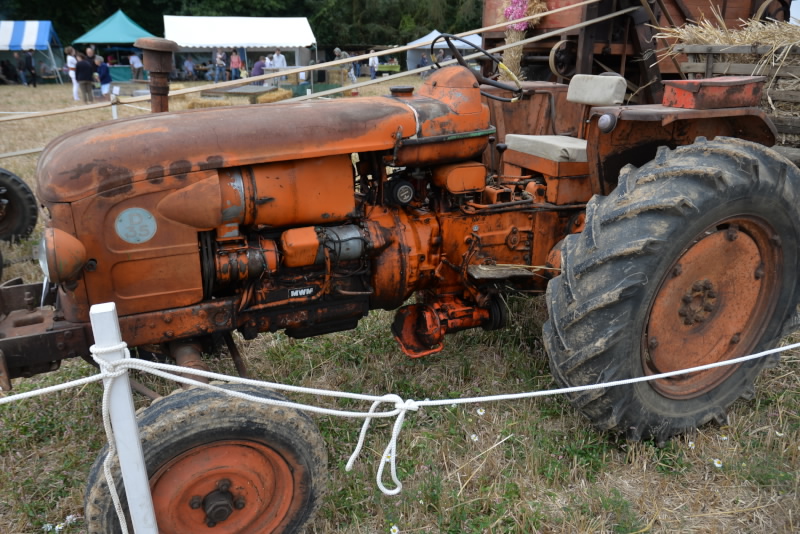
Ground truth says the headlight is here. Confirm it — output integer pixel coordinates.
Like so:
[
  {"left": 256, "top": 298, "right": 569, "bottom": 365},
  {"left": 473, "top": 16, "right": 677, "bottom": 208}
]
[{"left": 37, "top": 228, "right": 87, "bottom": 283}]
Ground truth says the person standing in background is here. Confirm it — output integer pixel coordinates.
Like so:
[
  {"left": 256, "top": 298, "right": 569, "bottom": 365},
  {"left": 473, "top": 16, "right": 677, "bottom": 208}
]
[
  {"left": 75, "top": 52, "right": 94, "bottom": 103},
  {"left": 95, "top": 55, "right": 112, "bottom": 100},
  {"left": 333, "top": 47, "right": 356, "bottom": 84},
  {"left": 23, "top": 49, "right": 36, "bottom": 87},
  {"left": 14, "top": 52, "right": 26, "bottom": 86},
  {"left": 251, "top": 56, "right": 266, "bottom": 85},
  {"left": 65, "top": 47, "right": 79, "bottom": 100},
  {"left": 368, "top": 50, "right": 378, "bottom": 80},
  {"left": 85, "top": 46, "right": 97, "bottom": 73},
  {"left": 214, "top": 49, "right": 227, "bottom": 83},
  {"left": 183, "top": 56, "right": 195, "bottom": 80},
  {"left": 229, "top": 50, "right": 242, "bottom": 80},
  {"left": 129, "top": 52, "right": 143, "bottom": 80}
]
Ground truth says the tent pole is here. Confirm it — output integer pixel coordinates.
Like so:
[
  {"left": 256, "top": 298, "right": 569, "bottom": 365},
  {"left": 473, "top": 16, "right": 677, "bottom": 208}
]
[{"left": 46, "top": 46, "right": 63, "bottom": 84}]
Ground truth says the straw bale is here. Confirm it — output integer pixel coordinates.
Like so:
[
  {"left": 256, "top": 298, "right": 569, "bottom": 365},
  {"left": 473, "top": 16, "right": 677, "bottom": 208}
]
[
  {"left": 255, "top": 88, "right": 293, "bottom": 104},
  {"left": 654, "top": 12, "right": 800, "bottom": 71},
  {"left": 186, "top": 97, "right": 233, "bottom": 109}
]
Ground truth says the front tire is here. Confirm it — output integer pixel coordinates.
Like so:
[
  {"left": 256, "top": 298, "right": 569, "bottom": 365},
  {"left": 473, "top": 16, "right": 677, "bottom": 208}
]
[
  {"left": 84, "top": 384, "right": 327, "bottom": 533},
  {"left": 543, "top": 137, "right": 800, "bottom": 442},
  {"left": 0, "top": 167, "right": 37, "bottom": 242}
]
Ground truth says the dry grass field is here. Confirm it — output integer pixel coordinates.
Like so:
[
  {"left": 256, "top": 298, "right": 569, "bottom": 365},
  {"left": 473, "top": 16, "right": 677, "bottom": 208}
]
[{"left": 0, "top": 78, "right": 798, "bottom": 533}]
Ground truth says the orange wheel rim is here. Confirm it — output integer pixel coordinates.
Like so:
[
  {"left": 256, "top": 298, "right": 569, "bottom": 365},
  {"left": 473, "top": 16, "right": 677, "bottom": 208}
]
[
  {"left": 150, "top": 440, "right": 296, "bottom": 533},
  {"left": 644, "top": 217, "right": 780, "bottom": 399}
]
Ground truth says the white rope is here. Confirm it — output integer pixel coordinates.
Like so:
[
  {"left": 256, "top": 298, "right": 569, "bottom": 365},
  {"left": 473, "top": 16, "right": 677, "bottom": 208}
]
[{"left": 2, "top": 339, "right": 799, "bottom": 501}]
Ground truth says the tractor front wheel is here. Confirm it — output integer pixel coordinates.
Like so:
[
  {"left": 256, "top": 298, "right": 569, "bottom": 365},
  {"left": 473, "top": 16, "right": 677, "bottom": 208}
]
[
  {"left": 0, "top": 167, "right": 37, "bottom": 242},
  {"left": 84, "top": 384, "right": 327, "bottom": 533},
  {"left": 543, "top": 137, "right": 800, "bottom": 443}
]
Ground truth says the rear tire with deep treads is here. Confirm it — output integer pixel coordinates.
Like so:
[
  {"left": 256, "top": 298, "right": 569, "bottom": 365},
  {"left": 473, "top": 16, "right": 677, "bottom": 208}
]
[
  {"left": 543, "top": 137, "right": 800, "bottom": 443},
  {"left": 84, "top": 384, "right": 327, "bottom": 533}
]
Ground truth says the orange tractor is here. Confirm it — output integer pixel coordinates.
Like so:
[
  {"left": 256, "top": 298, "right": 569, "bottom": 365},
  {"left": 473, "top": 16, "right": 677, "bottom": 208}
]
[{"left": 3, "top": 10, "right": 800, "bottom": 534}]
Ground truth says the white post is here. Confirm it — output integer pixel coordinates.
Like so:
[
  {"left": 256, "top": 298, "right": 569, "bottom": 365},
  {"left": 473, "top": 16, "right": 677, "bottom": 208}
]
[
  {"left": 111, "top": 87, "right": 120, "bottom": 119},
  {"left": 90, "top": 302, "right": 158, "bottom": 533}
]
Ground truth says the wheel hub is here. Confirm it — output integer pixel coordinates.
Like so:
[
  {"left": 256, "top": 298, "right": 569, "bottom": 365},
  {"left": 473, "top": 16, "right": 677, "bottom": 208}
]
[
  {"left": 677, "top": 279, "right": 718, "bottom": 326},
  {"left": 150, "top": 440, "right": 295, "bottom": 532},
  {"left": 644, "top": 219, "right": 779, "bottom": 399}
]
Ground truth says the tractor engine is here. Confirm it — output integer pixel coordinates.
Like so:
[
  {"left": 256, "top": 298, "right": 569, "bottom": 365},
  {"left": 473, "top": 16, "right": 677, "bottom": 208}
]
[{"left": 34, "top": 66, "right": 560, "bottom": 360}]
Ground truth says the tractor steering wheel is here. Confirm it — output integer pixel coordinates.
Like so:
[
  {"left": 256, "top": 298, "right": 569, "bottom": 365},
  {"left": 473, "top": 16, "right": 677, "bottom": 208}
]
[{"left": 430, "top": 33, "right": 523, "bottom": 102}]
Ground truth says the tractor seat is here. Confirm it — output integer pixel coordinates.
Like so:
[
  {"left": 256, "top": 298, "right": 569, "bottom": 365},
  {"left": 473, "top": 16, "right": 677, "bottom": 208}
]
[{"left": 504, "top": 74, "right": 627, "bottom": 164}]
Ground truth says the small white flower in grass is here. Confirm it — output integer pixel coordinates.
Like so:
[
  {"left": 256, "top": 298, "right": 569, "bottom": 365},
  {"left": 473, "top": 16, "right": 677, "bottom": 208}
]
[
  {"left": 390, "top": 525, "right": 400, "bottom": 534},
  {"left": 688, "top": 441, "right": 695, "bottom": 450},
  {"left": 775, "top": 431, "right": 784, "bottom": 437},
  {"left": 42, "top": 526, "right": 54, "bottom": 533},
  {"left": 713, "top": 458, "right": 723, "bottom": 468},
  {"left": 720, "top": 435, "right": 728, "bottom": 441},
  {"left": 65, "top": 515, "right": 80, "bottom": 525},
  {"left": 470, "top": 433, "right": 479, "bottom": 442},
  {"left": 477, "top": 408, "right": 485, "bottom": 416},
  {"left": 385, "top": 453, "right": 392, "bottom": 461},
  {"left": 54, "top": 525, "right": 64, "bottom": 533},
  {"left": 451, "top": 403, "right": 457, "bottom": 409}
]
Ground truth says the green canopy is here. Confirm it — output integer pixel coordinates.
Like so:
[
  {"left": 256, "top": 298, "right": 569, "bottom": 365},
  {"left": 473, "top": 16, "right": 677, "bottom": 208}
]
[{"left": 73, "top": 9, "right": 155, "bottom": 44}]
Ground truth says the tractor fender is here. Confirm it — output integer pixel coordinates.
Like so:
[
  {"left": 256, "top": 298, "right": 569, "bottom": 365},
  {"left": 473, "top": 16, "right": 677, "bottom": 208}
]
[{"left": 586, "top": 105, "right": 777, "bottom": 195}]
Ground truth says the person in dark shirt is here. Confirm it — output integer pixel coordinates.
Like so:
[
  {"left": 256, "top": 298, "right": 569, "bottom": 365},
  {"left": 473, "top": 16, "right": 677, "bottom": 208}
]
[
  {"left": 23, "top": 49, "right": 36, "bottom": 88},
  {"left": 75, "top": 53, "right": 94, "bottom": 104},
  {"left": 95, "top": 56, "right": 112, "bottom": 100},
  {"left": 250, "top": 56, "right": 266, "bottom": 86}
]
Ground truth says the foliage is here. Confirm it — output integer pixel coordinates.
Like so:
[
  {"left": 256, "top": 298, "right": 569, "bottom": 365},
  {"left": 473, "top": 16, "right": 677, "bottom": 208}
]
[{"left": 2, "top": 0, "right": 484, "bottom": 48}]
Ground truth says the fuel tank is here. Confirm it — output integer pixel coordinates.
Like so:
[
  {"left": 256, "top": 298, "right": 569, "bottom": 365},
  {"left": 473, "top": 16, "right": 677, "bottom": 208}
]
[{"left": 37, "top": 66, "right": 492, "bottom": 204}]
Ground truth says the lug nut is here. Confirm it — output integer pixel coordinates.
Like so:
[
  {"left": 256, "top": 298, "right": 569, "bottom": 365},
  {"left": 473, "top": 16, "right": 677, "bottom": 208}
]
[
  {"left": 189, "top": 496, "right": 202, "bottom": 509},
  {"left": 234, "top": 497, "right": 246, "bottom": 510},
  {"left": 207, "top": 519, "right": 217, "bottom": 527},
  {"left": 754, "top": 265, "right": 764, "bottom": 280},
  {"left": 648, "top": 337, "right": 659, "bottom": 350},
  {"left": 730, "top": 334, "right": 741, "bottom": 344},
  {"left": 217, "top": 479, "right": 231, "bottom": 492},
  {"left": 672, "top": 264, "right": 682, "bottom": 277}
]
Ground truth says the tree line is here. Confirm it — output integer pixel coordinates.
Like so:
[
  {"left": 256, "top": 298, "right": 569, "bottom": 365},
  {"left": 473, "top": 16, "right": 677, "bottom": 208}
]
[{"left": 2, "top": 0, "right": 484, "bottom": 49}]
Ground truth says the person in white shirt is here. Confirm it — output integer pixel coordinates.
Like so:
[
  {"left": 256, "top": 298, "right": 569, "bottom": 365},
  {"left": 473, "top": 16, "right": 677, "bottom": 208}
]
[
  {"left": 129, "top": 53, "right": 143, "bottom": 80},
  {"left": 65, "top": 46, "right": 80, "bottom": 101},
  {"left": 272, "top": 49, "right": 287, "bottom": 69},
  {"left": 272, "top": 49, "right": 287, "bottom": 81},
  {"left": 368, "top": 50, "right": 378, "bottom": 80}
]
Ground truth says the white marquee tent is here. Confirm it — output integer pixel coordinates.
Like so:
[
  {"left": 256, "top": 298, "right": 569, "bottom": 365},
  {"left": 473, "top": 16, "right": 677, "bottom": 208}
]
[
  {"left": 163, "top": 16, "right": 316, "bottom": 67},
  {"left": 405, "top": 30, "right": 482, "bottom": 71}
]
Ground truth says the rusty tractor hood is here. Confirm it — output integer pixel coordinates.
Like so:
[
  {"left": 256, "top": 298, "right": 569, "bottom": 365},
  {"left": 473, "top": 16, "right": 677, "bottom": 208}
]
[{"left": 37, "top": 66, "right": 490, "bottom": 203}]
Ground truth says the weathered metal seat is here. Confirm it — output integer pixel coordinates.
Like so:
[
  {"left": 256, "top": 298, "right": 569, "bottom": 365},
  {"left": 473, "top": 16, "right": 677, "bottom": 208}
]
[{"left": 504, "top": 74, "right": 627, "bottom": 166}]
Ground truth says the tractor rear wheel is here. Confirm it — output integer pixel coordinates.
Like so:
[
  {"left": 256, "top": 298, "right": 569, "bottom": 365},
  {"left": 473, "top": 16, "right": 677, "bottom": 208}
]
[
  {"left": 84, "top": 384, "right": 327, "bottom": 533},
  {"left": 543, "top": 137, "right": 800, "bottom": 443}
]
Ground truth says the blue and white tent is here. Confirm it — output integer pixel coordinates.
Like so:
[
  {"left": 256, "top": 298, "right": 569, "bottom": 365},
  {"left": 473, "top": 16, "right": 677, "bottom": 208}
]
[{"left": 0, "top": 20, "right": 64, "bottom": 82}]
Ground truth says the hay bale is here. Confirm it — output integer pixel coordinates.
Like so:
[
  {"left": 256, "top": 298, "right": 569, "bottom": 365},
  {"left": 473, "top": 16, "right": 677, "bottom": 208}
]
[
  {"left": 325, "top": 68, "right": 348, "bottom": 86},
  {"left": 186, "top": 97, "right": 233, "bottom": 109},
  {"left": 256, "top": 88, "right": 293, "bottom": 104}
]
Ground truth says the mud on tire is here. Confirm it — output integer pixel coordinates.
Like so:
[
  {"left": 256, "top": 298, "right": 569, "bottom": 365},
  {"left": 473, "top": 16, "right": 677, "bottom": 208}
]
[
  {"left": 0, "top": 167, "right": 38, "bottom": 242},
  {"left": 84, "top": 384, "right": 327, "bottom": 533},
  {"left": 543, "top": 137, "right": 800, "bottom": 443}
]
